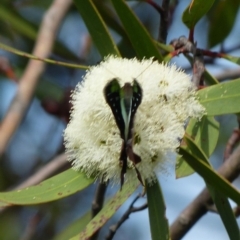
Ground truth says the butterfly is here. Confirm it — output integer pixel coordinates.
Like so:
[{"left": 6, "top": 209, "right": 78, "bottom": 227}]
[{"left": 104, "top": 78, "right": 144, "bottom": 189}]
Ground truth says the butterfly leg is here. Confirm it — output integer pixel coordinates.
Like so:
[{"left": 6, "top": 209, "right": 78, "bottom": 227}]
[{"left": 120, "top": 141, "right": 128, "bottom": 190}]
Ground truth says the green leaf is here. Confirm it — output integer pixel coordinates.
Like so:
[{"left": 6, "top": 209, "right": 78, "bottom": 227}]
[
  {"left": 198, "top": 79, "right": 240, "bottom": 115},
  {"left": 208, "top": 0, "right": 240, "bottom": 47},
  {"left": 53, "top": 211, "right": 91, "bottom": 240},
  {"left": 222, "top": 54, "right": 240, "bottom": 65},
  {"left": 111, "top": 0, "right": 163, "bottom": 61},
  {"left": 0, "top": 4, "right": 36, "bottom": 39},
  {"left": 178, "top": 147, "right": 240, "bottom": 205},
  {"left": 146, "top": 179, "right": 169, "bottom": 240},
  {"left": 75, "top": 182, "right": 139, "bottom": 239},
  {"left": 182, "top": 0, "right": 215, "bottom": 29},
  {"left": 183, "top": 136, "right": 240, "bottom": 240},
  {"left": 176, "top": 116, "right": 219, "bottom": 178},
  {"left": 74, "top": 0, "right": 120, "bottom": 57},
  {"left": 207, "top": 185, "right": 240, "bottom": 240},
  {"left": 0, "top": 169, "right": 94, "bottom": 205},
  {"left": 93, "top": 1, "right": 127, "bottom": 40},
  {"left": 204, "top": 70, "right": 219, "bottom": 85},
  {"left": 0, "top": 3, "right": 79, "bottom": 61}
]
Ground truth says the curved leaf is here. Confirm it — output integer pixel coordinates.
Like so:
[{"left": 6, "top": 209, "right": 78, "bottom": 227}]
[
  {"left": 74, "top": 0, "right": 120, "bottom": 57},
  {"left": 183, "top": 136, "right": 240, "bottom": 240},
  {"left": 111, "top": 0, "right": 163, "bottom": 61},
  {"left": 199, "top": 79, "right": 240, "bottom": 115},
  {"left": 222, "top": 54, "right": 240, "bottom": 65},
  {"left": 204, "top": 70, "right": 219, "bottom": 85},
  {"left": 146, "top": 179, "right": 169, "bottom": 240},
  {"left": 208, "top": 0, "right": 240, "bottom": 47},
  {"left": 176, "top": 116, "right": 219, "bottom": 178},
  {"left": 182, "top": 0, "right": 215, "bottom": 29},
  {"left": 208, "top": 186, "right": 240, "bottom": 240},
  {"left": 0, "top": 3, "right": 79, "bottom": 60},
  {"left": 179, "top": 147, "right": 240, "bottom": 205},
  {"left": 0, "top": 169, "right": 94, "bottom": 205}
]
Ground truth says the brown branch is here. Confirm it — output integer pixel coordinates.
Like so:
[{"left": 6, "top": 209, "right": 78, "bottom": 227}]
[
  {"left": 170, "top": 144, "right": 240, "bottom": 240},
  {"left": 224, "top": 128, "right": 240, "bottom": 160},
  {"left": 214, "top": 68, "right": 240, "bottom": 82},
  {"left": 0, "top": 0, "right": 72, "bottom": 156},
  {"left": 105, "top": 194, "right": 148, "bottom": 240}
]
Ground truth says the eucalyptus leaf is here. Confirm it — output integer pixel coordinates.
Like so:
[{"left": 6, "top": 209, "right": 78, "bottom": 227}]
[
  {"left": 182, "top": 0, "right": 215, "bottom": 29},
  {"left": 176, "top": 116, "right": 219, "bottom": 178},
  {"left": 77, "top": 182, "right": 139, "bottom": 239},
  {"left": 74, "top": 0, "right": 120, "bottom": 57},
  {"left": 208, "top": 0, "right": 240, "bottom": 47},
  {"left": 179, "top": 147, "right": 240, "bottom": 205},
  {"left": 183, "top": 136, "right": 240, "bottom": 240},
  {"left": 0, "top": 169, "right": 94, "bottom": 205},
  {"left": 199, "top": 79, "right": 240, "bottom": 115},
  {"left": 146, "top": 179, "right": 169, "bottom": 240},
  {"left": 222, "top": 54, "right": 240, "bottom": 65},
  {"left": 111, "top": 0, "right": 163, "bottom": 61}
]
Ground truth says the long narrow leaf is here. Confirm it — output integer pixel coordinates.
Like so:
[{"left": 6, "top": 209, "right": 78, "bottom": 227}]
[
  {"left": 184, "top": 136, "right": 240, "bottom": 240},
  {"left": 198, "top": 79, "right": 240, "bottom": 115},
  {"left": 182, "top": 0, "right": 215, "bottom": 29},
  {"left": 176, "top": 116, "right": 219, "bottom": 178},
  {"left": 146, "top": 179, "right": 169, "bottom": 240},
  {"left": 111, "top": 0, "right": 163, "bottom": 61},
  {"left": 178, "top": 147, "right": 240, "bottom": 205},
  {"left": 76, "top": 182, "right": 139, "bottom": 239},
  {"left": 0, "top": 169, "right": 94, "bottom": 205},
  {"left": 74, "top": 0, "right": 120, "bottom": 57}
]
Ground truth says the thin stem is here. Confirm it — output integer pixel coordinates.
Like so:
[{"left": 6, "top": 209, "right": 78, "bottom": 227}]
[{"left": 105, "top": 194, "right": 147, "bottom": 240}]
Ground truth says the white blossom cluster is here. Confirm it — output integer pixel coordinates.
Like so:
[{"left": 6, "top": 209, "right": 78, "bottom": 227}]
[{"left": 64, "top": 56, "right": 205, "bottom": 185}]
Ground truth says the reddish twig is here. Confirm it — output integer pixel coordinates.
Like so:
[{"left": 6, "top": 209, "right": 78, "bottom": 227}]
[
  {"left": 0, "top": 56, "right": 17, "bottom": 81},
  {"left": 224, "top": 129, "right": 240, "bottom": 160}
]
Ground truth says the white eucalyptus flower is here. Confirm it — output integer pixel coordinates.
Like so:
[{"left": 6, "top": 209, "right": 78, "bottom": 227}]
[{"left": 64, "top": 56, "right": 205, "bottom": 186}]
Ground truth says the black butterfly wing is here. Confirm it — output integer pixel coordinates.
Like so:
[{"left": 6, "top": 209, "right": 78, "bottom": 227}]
[
  {"left": 104, "top": 78, "right": 125, "bottom": 140},
  {"left": 127, "top": 79, "right": 142, "bottom": 140}
]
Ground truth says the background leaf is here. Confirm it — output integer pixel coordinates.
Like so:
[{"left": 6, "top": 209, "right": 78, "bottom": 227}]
[
  {"left": 53, "top": 211, "right": 91, "bottom": 240},
  {"left": 146, "top": 179, "right": 169, "bottom": 240},
  {"left": 176, "top": 116, "right": 219, "bottom": 178},
  {"left": 77, "top": 182, "right": 139, "bottom": 239},
  {"left": 199, "top": 79, "right": 240, "bottom": 115},
  {"left": 111, "top": 0, "right": 163, "bottom": 61},
  {"left": 74, "top": 0, "right": 120, "bottom": 57},
  {"left": 182, "top": 0, "right": 215, "bottom": 29},
  {"left": 0, "top": 169, "right": 94, "bottom": 205},
  {"left": 179, "top": 147, "right": 240, "bottom": 205},
  {"left": 184, "top": 136, "right": 240, "bottom": 240},
  {"left": 222, "top": 54, "right": 240, "bottom": 65},
  {"left": 208, "top": 0, "right": 240, "bottom": 47}
]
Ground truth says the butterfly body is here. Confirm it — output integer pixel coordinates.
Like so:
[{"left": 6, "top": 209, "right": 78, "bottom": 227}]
[{"left": 104, "top": 78, "right": 143, "bottom": 188}]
